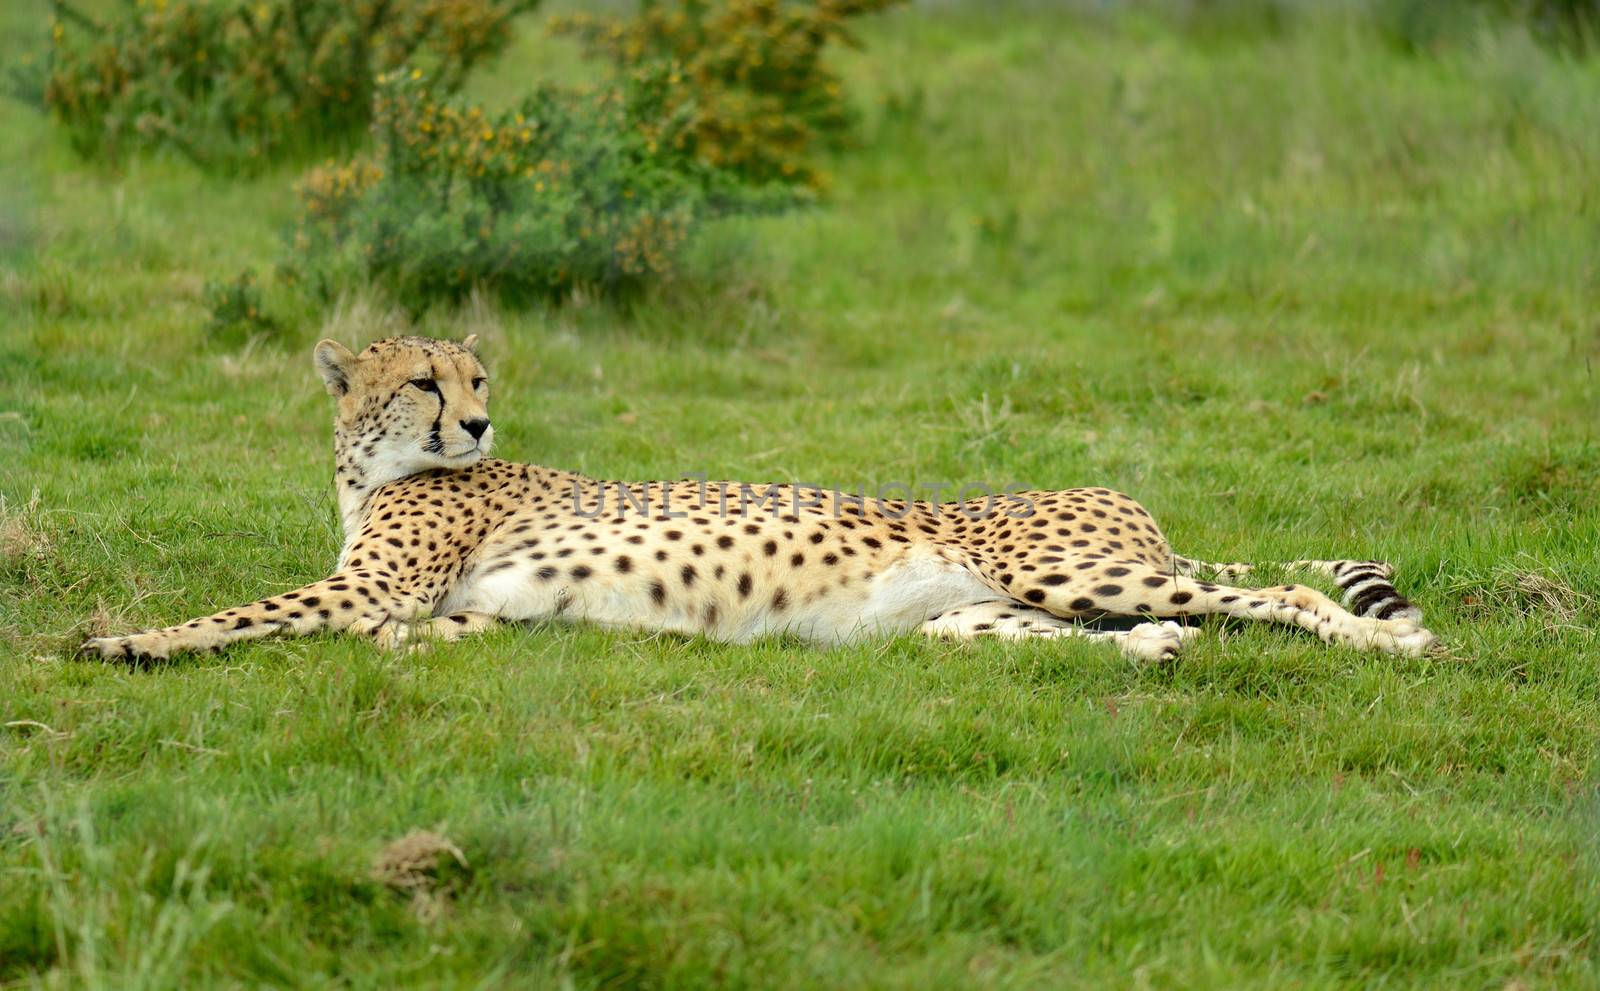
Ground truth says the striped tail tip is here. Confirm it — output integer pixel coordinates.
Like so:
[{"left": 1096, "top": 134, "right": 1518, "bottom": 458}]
[{"left": 1334, "top": 560, "right": 1422, "bottom": 622}]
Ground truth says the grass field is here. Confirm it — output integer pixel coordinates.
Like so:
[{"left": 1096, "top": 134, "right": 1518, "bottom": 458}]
[{"left": 3, "top": 1, "right": 1600, "bottom": 987}]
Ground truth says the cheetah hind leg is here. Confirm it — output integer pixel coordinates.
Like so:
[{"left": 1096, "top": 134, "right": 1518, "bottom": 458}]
[
  {"left": 921, "top": 598, "right": 1201, "bottom": 663},
  {"left": 1097, "top": 571, "right": 1438, "bottom": 656},
  {"left": 1172, "top": 555, "right": 1422, "bottom": 623},
  {"left": 374, "top": 610, "right": 500, "bottom": 651}
]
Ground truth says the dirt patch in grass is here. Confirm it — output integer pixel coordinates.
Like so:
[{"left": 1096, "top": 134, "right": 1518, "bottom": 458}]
[{"left": 371, "top": 829, "right": 470, "bottom": 922}]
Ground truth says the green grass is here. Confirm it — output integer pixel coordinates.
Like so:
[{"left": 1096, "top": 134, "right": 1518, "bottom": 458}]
[{"left": 4, "top": 2, "right": 1600, "bottom": 987}]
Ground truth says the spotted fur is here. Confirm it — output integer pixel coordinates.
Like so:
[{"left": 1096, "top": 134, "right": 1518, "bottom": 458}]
[{"left": 81, "top": 336, "right": 1439, "bottom": 664}]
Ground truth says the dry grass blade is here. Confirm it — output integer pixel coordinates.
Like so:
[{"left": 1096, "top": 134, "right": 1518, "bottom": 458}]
[
  {"left": 0, "top": 490, "right": 48, "bottom": 565},
  {"left": 1449, "top": 562, "right": 1594, "bottom": 632},
  {"left": 1511, "top": 571, "right": 1591, "bottom": 622},
  {"left": 5, "top": 719, "right": 66, "bottom": 738}
]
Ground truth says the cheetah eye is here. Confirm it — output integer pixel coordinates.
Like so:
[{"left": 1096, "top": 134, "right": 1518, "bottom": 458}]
[
  {"left": 471, "top": 377, "right": 486, "bottom": 389},
  {"left": 409, "top": 377, "right": 439, "bottom": 393}
]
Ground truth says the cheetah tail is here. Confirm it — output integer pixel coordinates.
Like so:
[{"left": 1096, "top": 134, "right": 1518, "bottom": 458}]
[
  {"left": 1172, "top": 555, "right": 1422, "bottom": 623},
  {"left": 1317, "top": 559, "right": 1423, "bottom": 623}
]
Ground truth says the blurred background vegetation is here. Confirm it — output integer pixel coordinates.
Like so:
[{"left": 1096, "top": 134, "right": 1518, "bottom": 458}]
[
  {"left": 6, "top": 0, "right": 1597, "bottom": 317},
  {"left": 10, "top": 0, "right": 905, "bottom": 308}
]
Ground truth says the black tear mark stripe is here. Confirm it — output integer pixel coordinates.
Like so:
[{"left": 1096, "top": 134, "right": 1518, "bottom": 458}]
[{"left": 423, "top": 379, "right": 448, "bottom": 453}]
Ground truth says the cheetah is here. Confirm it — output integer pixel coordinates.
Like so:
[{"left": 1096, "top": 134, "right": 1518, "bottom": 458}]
[{"left": 81, "top": 335, "right": 1439, "bottom": 664}]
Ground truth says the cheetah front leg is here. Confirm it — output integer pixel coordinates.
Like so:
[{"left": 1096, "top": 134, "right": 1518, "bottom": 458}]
[
  {"left": 921, "top": 599, "right": 1202, "bottom": 662},
  {"left": 80, "top": 569, "right": 423, "bottom": 662}
]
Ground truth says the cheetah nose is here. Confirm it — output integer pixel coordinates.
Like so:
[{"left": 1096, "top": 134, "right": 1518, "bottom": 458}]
[{"left": 461, "top": 417, "right": 490, "bottom": 441}]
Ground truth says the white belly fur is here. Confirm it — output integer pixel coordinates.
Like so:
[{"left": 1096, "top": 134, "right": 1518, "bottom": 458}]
[
  {"left": 438, "top": 546, "right": 998, "bottom": 645},
  {"left": 745, "top": 548, "right": 996, "bottom": 644}
]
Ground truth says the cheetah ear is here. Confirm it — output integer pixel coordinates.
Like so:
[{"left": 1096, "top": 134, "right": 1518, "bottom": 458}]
[
  {"left": 313, "top": 339, "right": 357, "bottom": 397},
  {"left": 461, "top": 333, "right": 479, "bottom": 354}
]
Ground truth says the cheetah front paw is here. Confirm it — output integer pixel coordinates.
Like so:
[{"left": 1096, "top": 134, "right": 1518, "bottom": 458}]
[{"left": 80, "top": 631, "right": 178, "bottom": 662}]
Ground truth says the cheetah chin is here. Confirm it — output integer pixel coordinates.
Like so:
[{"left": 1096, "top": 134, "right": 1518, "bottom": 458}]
[{"left": 81, "top": 335, "right": 1440, "bottom": 663}]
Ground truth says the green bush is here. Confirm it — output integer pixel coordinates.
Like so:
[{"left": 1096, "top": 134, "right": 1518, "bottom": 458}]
[
  {"left": 550, "top": 0, "right": 905, "bottom": 190},
  {"left": 203, "top": 269, "right": 279, "bottom": 340},
  {"left": 1507, "top": 0, "right": 1600, "bottom": 49},
  {"left": 1145, "top": 0, "right": 1597, "bottom": 54},
  {"left": 30, "top": 0, "right": 537, "bottom": 169},
  {"left": 285, "top": 71, "right": 717, "bottom": 307},
  {"left": 1372, "top": 0, "right": 1600, "bottom": 54}
]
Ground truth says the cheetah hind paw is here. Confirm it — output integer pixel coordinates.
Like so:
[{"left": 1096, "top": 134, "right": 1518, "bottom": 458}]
[
  {"left": 80, "top": 631, "right": 177, "bottom": 663},
  {"left": 1381, "top": 618, "right": 1443, "bottom": 658},
  {"left": 371, "top": 619, "right": 435, "bottom": 654},
  {"left": 1120, "top": 621, "right": 1200, "bottom": 663}
]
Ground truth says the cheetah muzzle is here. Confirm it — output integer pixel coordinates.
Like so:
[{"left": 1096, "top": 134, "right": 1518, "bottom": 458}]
[{"left": 81, "top": 335, "right": 1440, "bottom": 664}]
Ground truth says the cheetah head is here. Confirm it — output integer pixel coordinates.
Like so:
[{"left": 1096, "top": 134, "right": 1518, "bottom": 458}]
[{"left": 314, "top": 334, "right": 492, "bottom": 489}]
